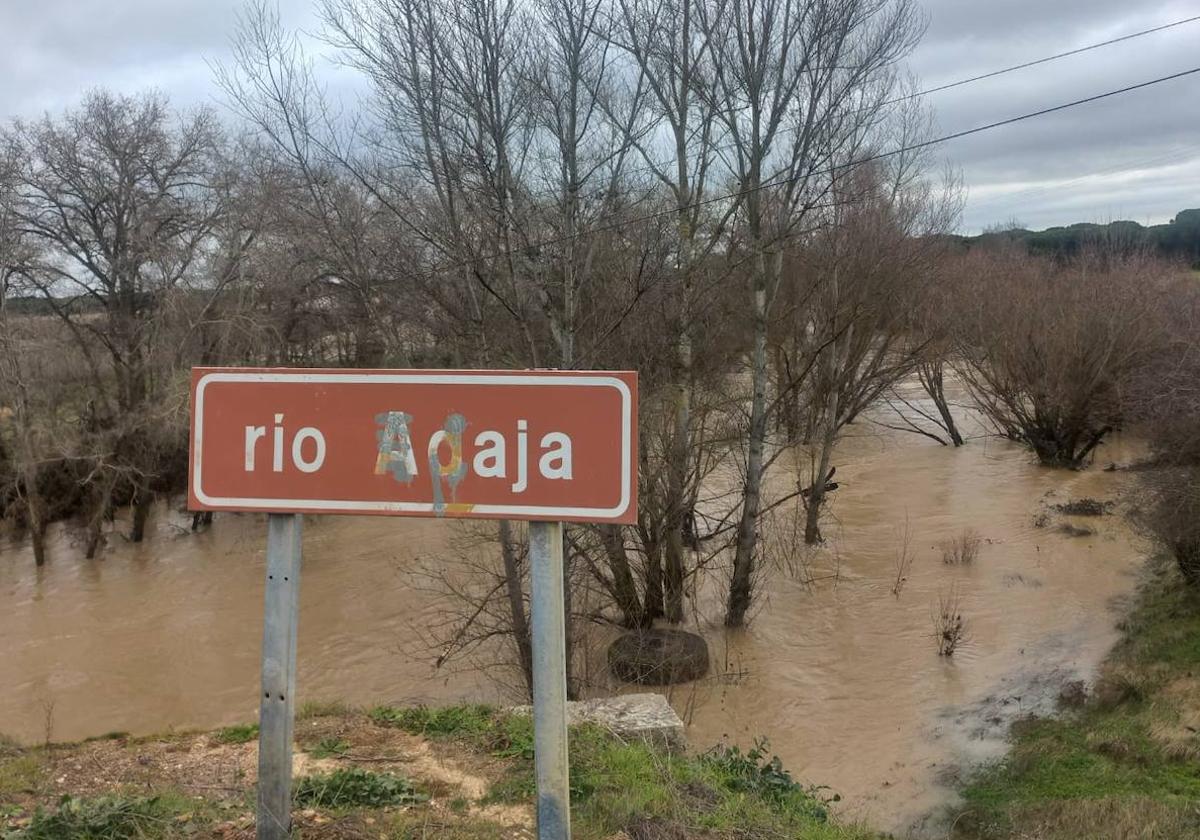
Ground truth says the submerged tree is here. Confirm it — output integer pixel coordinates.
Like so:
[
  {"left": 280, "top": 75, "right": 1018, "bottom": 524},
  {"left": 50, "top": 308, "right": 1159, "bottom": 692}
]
[
  {"left": 951, "top": 247, "right": 1169, "bottom": 468},
  {"left": 703, "top": 0, "right": 927, "bottom": 626},
  {"left": 792, "top": 160, "right": 955, "bottom": 544},
  {"left": 3, "top": 91, "right": 241, "bottom": 551}
]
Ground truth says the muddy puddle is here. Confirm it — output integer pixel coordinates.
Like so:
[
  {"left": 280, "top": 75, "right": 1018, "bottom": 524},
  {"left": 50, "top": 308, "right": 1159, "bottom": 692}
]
[{"left": 0, "top": 385, "right": 1147, "bottom": 836}]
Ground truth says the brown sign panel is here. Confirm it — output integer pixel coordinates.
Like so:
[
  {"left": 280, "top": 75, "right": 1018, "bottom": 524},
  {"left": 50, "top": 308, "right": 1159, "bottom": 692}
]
[{"left": 188, "top": 368, "right": 637, "bottom": 524}]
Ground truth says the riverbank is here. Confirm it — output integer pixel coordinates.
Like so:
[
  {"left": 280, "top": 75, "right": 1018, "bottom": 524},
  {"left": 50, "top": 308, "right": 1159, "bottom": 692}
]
[
  {"left": 1, "top": 702, "right": 875, "bottom": 840},
  {"left": 948, "top": 554, "right": 1200, "bottom": 839}
]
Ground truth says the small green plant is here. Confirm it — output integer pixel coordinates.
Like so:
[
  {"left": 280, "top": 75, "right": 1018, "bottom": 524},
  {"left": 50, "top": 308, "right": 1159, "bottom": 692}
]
[
  {"left": 297, "top": 700, "right": 352, "bottom": 720},
  {"left": 293, "top": 768, "right": 426, "bottom": 809},
  {"left": 213, "top": 723, "right": 258, "bottom": 745},
  {"left": 9, "top": 794, "right": 190, "bottom": 840},
  {"left": 701, "top": 738, "right": 835, "bottom": 816},
  {"left": 369, "top": 704, "right": 496, "bottom": 738},
  {"left": 485, "top": 713, "right": 535, "bottom": 760},
  {"left": 307, "top": 737, "right": 350, "bottom": 759},
  {"left": 0, "top": 753, "right": 42, "bottom": 797},
  {"left": 448, "top": 796, "right": 470, "bottom": 815}
]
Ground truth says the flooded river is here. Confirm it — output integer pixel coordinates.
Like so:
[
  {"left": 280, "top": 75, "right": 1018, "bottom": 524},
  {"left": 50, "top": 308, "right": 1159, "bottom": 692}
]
[{"left": 0, "top": 393, "right": 1146, "bottom": 835}]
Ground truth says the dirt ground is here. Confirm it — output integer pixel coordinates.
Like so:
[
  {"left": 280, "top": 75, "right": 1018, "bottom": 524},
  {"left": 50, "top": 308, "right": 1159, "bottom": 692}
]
[{"left": 0, "top": 710, "right": 535, "bottom": 839}]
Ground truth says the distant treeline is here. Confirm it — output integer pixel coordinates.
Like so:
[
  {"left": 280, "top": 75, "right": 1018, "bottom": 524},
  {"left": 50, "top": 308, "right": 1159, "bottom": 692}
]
[{"left": 952, "top": 209, "right": 1200, "bottom": 267}]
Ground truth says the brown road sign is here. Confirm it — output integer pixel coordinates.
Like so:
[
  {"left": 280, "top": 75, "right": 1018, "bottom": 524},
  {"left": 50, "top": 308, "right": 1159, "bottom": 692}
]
[{"left": 188, "top": 368, "right": 637, "bottom": 523}]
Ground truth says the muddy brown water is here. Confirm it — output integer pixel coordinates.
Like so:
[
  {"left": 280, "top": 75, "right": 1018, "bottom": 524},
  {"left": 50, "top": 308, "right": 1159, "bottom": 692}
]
[{"left": 0, "top": 391, "right": 1146, "bottom": 836}]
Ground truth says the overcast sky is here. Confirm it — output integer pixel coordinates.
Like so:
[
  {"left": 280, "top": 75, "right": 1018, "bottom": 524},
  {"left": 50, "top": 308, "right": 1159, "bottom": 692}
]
[{"left": 1, "top": 0, "right": 1196, "bottom": 233}]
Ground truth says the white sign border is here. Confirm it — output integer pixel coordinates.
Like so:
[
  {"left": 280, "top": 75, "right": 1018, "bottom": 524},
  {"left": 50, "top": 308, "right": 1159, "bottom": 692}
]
[{"left": 192, "top": 371, "right": 633, "bottom": 520}]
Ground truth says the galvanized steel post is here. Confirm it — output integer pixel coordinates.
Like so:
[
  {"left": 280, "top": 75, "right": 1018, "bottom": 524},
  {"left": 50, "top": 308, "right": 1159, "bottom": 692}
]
[
  {"left": 528, "top": 520, "right": 571, "bottom": 840},
  {"left": 257, "top": 513, "right": 302, "bottom": 840}
]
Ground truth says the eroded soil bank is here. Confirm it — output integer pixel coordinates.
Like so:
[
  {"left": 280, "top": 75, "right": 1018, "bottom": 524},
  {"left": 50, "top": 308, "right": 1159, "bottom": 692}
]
[
  {"left": 0, "top": 396, "right": 1148, "bottom": 836},
  {"left": 0, "top": 704, "right": 872, "bottom": 840}
]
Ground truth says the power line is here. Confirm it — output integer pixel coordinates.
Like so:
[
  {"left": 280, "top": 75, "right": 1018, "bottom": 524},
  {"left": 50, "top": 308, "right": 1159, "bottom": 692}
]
[
  {"left": 435, "top": 65, "right": 1200, "bottom": 273},
  {"left": 903, "top": 14, "right": 1200, "bottom": 101},
  {"left": 531, "top": 13, "right": 1200, "bottom": 202}
]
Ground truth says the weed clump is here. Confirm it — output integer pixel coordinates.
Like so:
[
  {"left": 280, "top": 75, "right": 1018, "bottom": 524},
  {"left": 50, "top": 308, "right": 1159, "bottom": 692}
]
[
  {"left": 8, "top": 793, "right": 193, "bottom": 840},
  {"left": 213, "top": 723, "right": 258, "bottom": 745},
  {"left": 306, "top": 736, "right": 349, "bottom": 759},
  {"left": 700, "top": 738, "right": 836, "bottom": 817},
  {"left": 368, "top": 704, "right": 496, "bottom": 738},
  {"left": 293, "top": 768, "right": 425, "bottom": 809},
  {"left": 297, "top": 699, "right": 353, "bottom": 720}
]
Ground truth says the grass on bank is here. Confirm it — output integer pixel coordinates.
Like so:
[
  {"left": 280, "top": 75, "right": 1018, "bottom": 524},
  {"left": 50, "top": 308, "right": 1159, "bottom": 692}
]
[
  {"left": 368, "top": 702, "right": 866, "bottom": 839},
  {"left": 953, "top": 556, "right": 1200, "bottom": 839},
  {"left": 2, "top": 700, "right": 873, "bottom": 840}
]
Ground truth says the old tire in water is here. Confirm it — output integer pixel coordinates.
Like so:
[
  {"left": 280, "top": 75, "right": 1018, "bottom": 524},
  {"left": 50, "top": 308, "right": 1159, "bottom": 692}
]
[{"left": 608, "top": 629, "right": 709, "bottom": 686}]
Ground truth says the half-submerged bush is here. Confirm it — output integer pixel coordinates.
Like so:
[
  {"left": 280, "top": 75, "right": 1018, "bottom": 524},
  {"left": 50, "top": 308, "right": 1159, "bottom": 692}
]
[
  {"left": 939, "top": 529, "right": 982, "bottom": 565},
  {"left": 951, "top": 248, "right": 1170, "bottom": 467}
]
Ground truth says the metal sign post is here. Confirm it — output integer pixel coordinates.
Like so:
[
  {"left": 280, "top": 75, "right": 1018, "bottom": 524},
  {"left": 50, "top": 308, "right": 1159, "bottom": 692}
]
[
  {"left": 529, "top": 521, "right": 570, "bottom": 839},
  {"left": 257, "top": 514, "right": 302, "bottom": 840},
  {"left": 187, "top": 368, "right": 636, "bottom": 840}
]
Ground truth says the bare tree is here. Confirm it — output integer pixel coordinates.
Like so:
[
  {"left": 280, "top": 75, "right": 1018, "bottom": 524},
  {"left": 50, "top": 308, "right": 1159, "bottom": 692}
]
[
  {"left": 951, "top": 247, "right": 1169, "bottom": 467},
  {"left": 4, "top": 91, "right": 231, "bottom": 547},
  {"left": 698, "top": 0, "right": 926, "bottom": 625}
]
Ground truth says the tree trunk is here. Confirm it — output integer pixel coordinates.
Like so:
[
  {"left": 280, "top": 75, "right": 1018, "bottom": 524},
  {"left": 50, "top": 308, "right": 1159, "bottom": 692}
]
[
  {"left": 804, "top": 424, "right": 837, "bottom": 544},
  {"left": 499, "top": 519, "right": 534, "bottom": 699},
  {"left": 602, "top": 525, "right": 650, "bottom": 629},
  {"left": 663, "top": 334, "right": 691, "bottom": 624},
  {"left": 130, "top": 480, "right": 154, "bottom": 543},
  {"left": 27, "top": 490, "right": 46, "bottom": 567},
  {"left": 921, "top": 361, "right": 963, "bottom": 447},
  {"left": 727, "top": 255, "right": 770, "bottom": 628},
  {"left": 642, "top": 537, "right": 665, "bottom": 621}
]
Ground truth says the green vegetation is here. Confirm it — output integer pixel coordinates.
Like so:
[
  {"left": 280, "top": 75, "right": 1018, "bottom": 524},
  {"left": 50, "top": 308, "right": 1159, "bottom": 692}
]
[
  {"left": 292, "top": 768, "right": 426, "bottom": 810},
  {"left": 212, "top": 724, "right": 258, "bottom": 745},
  {"left": 6, "top": 792, "right": 203, "bottom": 840},
  {"left": 953, "top": 558, "right": 1200, "bottom": 839},
  {"left": 370, "top": 702, "right": 867, "bottom": 838},
  {"left": 368, "top": 704, "right": 497, "bottom": 738},
  {"left": 297, "top": 699, "right": 354, "bottom": 720},
  {"left": 0, "top": 756, "right": 40, "bottom": 800},
  {"left": 561, "top": 727, "right": 860, "bottom": 839},
  {"left": 306, "top": 736, "right": 350, "bottom": 759}
]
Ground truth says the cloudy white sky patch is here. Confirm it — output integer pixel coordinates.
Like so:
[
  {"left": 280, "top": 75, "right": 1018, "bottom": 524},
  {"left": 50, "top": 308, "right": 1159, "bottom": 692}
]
[{"left": 1, "top": 0, "right": 1197, "bottom": 233}]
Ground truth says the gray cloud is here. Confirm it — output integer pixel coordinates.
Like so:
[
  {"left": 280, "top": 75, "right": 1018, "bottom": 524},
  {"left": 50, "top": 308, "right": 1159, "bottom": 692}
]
[
  {"left": 0, "top": 0, "right": 1196, "bottom": 232},
  {"left": 913, "top": 0, "right": 1200, "bottom": 230}
]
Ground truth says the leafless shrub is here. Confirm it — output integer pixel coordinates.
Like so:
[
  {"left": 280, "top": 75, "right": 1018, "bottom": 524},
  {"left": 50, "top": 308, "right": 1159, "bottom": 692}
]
[
  {"left": 932, "top": 585, "right": 968, "bottom": 656},
  {"left": 1126, "top": 269, "right": 1200, "bottom": 586},
  {"left": 41, "top": 697, "right": 55, "bottom": 747},
  {"left": 939, "top": 528, "right": 982, "bottom": 565},
  {"left": 1055, "top": 498, "right": 1111, "bottom": 516},
  {"left": 891, "top": 518, "right": 913, "bottom": 597},
  {"left": 950, "top": 247, "right": 1173, "bottom": 467},
  {"left": 1133, "top": 468, "right": 1200, "bottom": 586}
]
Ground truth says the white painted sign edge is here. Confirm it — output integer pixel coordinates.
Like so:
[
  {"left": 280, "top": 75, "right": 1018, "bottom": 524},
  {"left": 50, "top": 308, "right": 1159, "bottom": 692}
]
[{"left": 192, "top": 371, "right": 634, "bottom": 519}]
